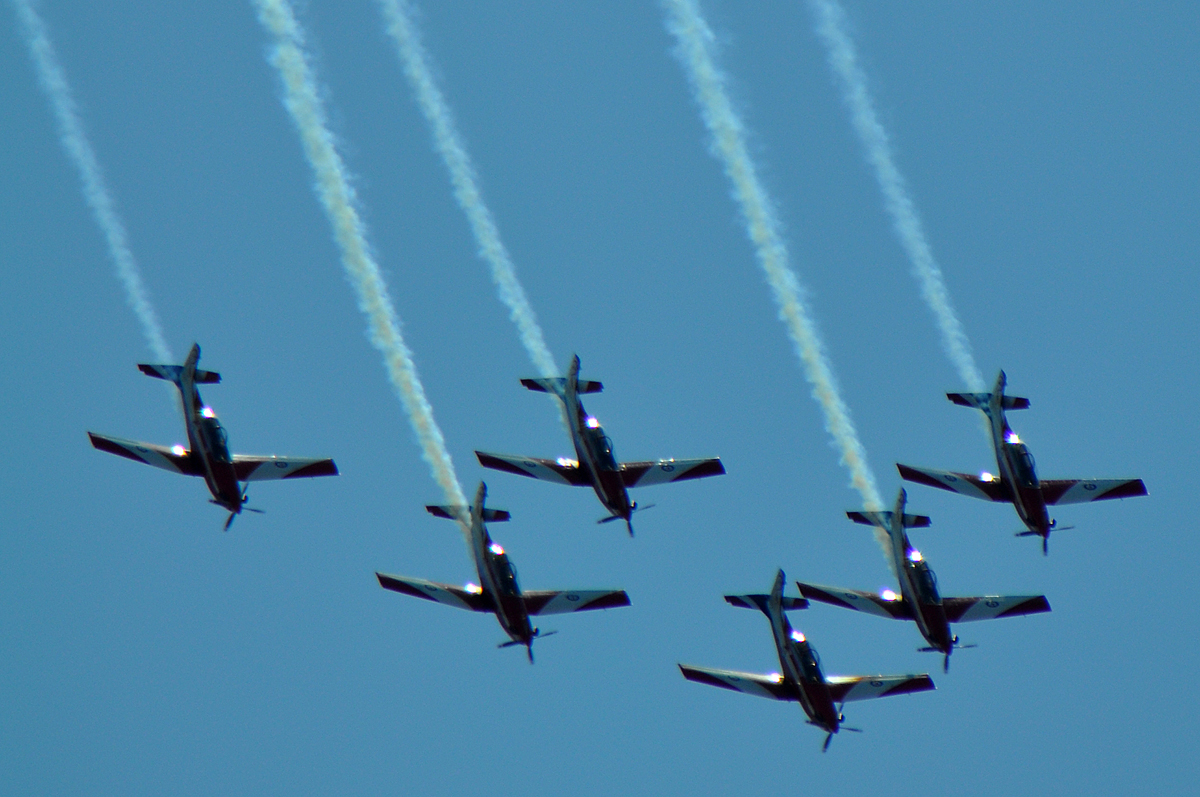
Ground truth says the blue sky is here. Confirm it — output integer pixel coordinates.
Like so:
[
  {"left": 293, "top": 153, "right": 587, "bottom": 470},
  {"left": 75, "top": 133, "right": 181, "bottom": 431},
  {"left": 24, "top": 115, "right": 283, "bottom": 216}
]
[{"left": 2, "top": 1, "right": 1196, "bottom": 794}]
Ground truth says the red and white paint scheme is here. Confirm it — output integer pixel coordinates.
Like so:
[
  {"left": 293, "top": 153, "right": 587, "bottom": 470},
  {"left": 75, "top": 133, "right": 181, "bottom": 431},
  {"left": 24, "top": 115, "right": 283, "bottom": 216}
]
[
  {"left": 898, "top": 370, "right": 1147, "bottom": 554},
  {"left": 679, "top": 570, "right": 934, "bottom": 751},
  {"left": 376, "top": 482, "right": 630, "bottom": 662},
  {"left": 797, "top": 489, "right": 1050, "bottom": 673},
  {"left": 475, "top": 354, "right": 725, "bottom": 535},
  {"left": 88, "top": 343, "right": 338, "bottom": 529}
]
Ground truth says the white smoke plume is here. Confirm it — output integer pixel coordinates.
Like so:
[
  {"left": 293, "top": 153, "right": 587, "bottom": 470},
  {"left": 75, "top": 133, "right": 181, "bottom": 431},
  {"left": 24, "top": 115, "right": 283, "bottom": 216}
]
[
  {"left": 663, "top": 0, "right": 888, "bottom": 556},
  {"left": 808, "top": 0, "right": 985, "bottom": 394},
  {"left": 376, "top": 0, "right": 558, "bottom": 381},
  {"left": 253, "top": 0, "right": 469, "bottom": 524},
  {"left": 12, "top": 0, "right": 171, "bottom": 364}
]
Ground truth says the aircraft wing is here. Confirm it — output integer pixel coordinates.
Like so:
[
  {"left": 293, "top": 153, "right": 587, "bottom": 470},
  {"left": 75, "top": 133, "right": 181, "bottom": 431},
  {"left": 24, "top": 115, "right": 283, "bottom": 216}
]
[
  {"left": 233, "top": 455, "right": 339, "bottom": 481},
  {"left": 88, "top": 432, "right": 203, "bottom": 476},
  {"left": 375, "top": 573, "right": 495, "bottom": 612},
  {"left": 522, "top": 589, "right": 631, "bottom": 615},
  {"left": 475, "top": 451, "right": 592, "bottom": 486},
  {"left": 619, "top": 458, "right": 725, "bottom": 487},
  {"left": 794, "top": 582, "right": 913, "bottom": 620},
  {"left": 1040, "top": 478, "right": 1148, "bottom": 505},
  {"left": 677, "top": 664, "right": 797, "bottom": 701},
  {"left": 897, "top": 463, "right": 1012, "bottom": 502},
  {"left": 825, "top": 674, "right": 935, "bottom": 703},
  {"left": 942, "top": 595, "right": 1051, "bottom": 623}
]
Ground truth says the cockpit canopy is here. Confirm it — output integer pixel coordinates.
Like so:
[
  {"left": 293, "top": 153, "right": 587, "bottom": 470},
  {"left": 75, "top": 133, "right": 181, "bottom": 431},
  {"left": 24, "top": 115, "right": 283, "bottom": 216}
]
[
  {"left": 1011, "top": 443, "right": 1038, "bottom": 486},
  {"left": 911, "top": 560, "right": 939, "bottom": 600}
]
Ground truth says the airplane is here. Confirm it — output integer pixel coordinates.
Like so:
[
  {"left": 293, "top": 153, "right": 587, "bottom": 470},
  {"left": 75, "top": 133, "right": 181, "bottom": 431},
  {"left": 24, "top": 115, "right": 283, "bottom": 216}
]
[
  {"left": 898, "top": 370, "right": 1147, "bottom": 554},
  {"left": 88, "top": 343, "right": 338, "bottom": 529},
  {"left": 678, "top": 570, "right": 935, "bottom": 751},
  {"left": 376, "top": 482, "right": 631, "bottom": 662},
  {"left": 475, "top": 354, "right": 725, "bottom": 535},
  {"left": 796, "top": 489, "right": 1050, "bottom": 673}
]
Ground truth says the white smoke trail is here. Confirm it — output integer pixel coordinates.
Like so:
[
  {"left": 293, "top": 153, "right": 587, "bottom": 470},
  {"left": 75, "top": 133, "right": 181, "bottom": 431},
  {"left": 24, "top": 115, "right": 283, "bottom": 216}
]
[
  {"left": 252, "top": 0, "right": 469, "bottom": 524},
  {"left": 808, "top": 0, "right": 985, "bottom": 394},
  {"left": 663, "top": 0, "right": 888, "bottom": 556},
  {"left": 12, "top": 0, "right": 171, "bottom": 364},
  {"left": 376, "top": 0, "right": 558, "bottom": 380}
]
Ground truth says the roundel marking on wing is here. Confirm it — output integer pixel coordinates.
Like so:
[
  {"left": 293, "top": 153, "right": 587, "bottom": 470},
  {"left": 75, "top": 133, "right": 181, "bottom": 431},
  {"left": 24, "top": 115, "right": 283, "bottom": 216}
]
[
  {"left": 661, "top": 464, "right": 675, "bottom": 472},
  {"left": 985, "top": 599, "right": 1000, "bottom": 608},
  {"left": 566, "top": 593, "right": 580, "bottom": 601},
  {"left": 275, "top": 461, "right": 288, "bottom": 469},
  {"left": 847, "top": 594, "right": 859, "bottom": 600},
  {"left": 944, "top": 474, "right": 958, "bottom": 482},
  {"left": 870, "top": 680, "right": 883, "bottom": 687},
  {"left": 136, "top": 446, "right": 149, "bottom": 452},
  {"left": 1084, "top": 482, "right": 1097, "bottom": 490},
  {"left": 524, "top": 461, "right": 537, "bottom": 468}
]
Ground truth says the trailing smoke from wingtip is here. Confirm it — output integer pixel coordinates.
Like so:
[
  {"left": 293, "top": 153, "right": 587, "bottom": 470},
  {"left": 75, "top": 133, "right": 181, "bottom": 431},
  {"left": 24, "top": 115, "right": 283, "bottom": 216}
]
[
  {"left": 808, "top": 0, "right": 985, "bottom": 394},
  {"left": 253, "top": 0, "right": 469, "bottom": 531},
  {"left": 663, "top": 0, "right": 890, "bottom": 562},
  {"left": 376, "top": 0, "right": 558, "bottom": 381},
  {"left": 13, "top": 0, "right": 171, "bottom": 366}
]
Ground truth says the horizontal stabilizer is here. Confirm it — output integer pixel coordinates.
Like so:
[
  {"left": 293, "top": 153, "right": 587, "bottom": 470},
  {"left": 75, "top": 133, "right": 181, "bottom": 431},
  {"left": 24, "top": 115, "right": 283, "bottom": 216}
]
[
  {"left": 138, "top": 363, "right": 221, "bottom": 384},
  {"left": 897, "top": 463, "right": 1012, "bottom": 502},
  {"left": 475, "top": 451, "right": 592, "bottom": 486},
  {"left": 375, "top": 573, "right": 494, "bottom": 612},
  {"left": 826, "top": 674, "right": 935, "bottom": 703},
  {"left": 233, "top": 455, "right": 338, "bottom": 481},
  {"left": 425, "top": 505, "right": 511, "bottom": 522},
  {"left": 88, "top": 432, "right": 203, "bottom": 476},
  {"left": 942, "top": 594, "right": 1051, "bottom": 623},
  {"left": 620, "top": 457, "right": 725, "bottom": 487},
  {"left": 520, "top": 377, "right": 603, "bottom": 395},
  {"left": 1041, "top": 478, "right": 1147, "bottom": 505},
  {"left": 523, "top": 589, "right": 631, "bottom": 615},
  {"left": 724, "top": 593, "right": 808, "bottom": 612},
  {"left": 795, "top": 582, "right": 913, "bottom": 620},
  {"left": 678, "top": 664, "right": 796, "bottom": 701},
  {"left": 847, "top": 510, "right": 931, "bottom": 529},
  {"left": 946, "top": 391, "right": 1028, "bottom": 410}
]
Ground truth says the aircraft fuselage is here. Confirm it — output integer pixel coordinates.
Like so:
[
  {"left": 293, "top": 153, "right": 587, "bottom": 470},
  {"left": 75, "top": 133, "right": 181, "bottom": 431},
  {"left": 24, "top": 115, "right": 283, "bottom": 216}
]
[
  {"left": 467, "top": 509, "right": 535, "bottom": 648},
  {"left": 560, "top": 360, "right": 634, "bottom": 525},
  {"left": 764, "top": 583, "right": 840, "bottom": 733},
  {"left": 884, "top": 501, "right": 953, "bottom": 656},
  {"left": 984, "top": 386, "right": 1052, "bottom": 538},
  {"left": 174, "top": 348, "right": 242, "bottom": 514}
]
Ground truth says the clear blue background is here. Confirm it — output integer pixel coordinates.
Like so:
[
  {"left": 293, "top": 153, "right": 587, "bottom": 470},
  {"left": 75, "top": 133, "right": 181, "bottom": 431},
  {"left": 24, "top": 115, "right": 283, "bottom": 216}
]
[{"left": 2, "top": 1, "right": 1195, "bottom": 794}]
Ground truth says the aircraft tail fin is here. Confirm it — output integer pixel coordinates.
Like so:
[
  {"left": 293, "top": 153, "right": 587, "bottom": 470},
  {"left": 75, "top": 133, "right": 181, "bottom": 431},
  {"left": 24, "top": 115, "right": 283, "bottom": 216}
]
[
  {"left": 946, "top": 392, "right": 1028, "bottom": 410},
  {"left": 520, "top": 377, "right": 602, "bottom": 395},
  {"left": 724, "top": 593, "right": 808, "bottom": 612},
  {"left": 138, "top": 343, "right": 220, "bottom": 385},
  {"left": 138, "top": 363, "right": 221, "bottom": 385},
  {"left": 425, "top": 505, "right": 511, "bottom": 523},
  {"left": 847, "top": 511, "right": 931, "bottom": 529}
]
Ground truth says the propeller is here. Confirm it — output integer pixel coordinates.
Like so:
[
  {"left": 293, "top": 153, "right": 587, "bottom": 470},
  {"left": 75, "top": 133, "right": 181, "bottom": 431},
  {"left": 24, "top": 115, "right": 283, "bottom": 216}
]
[
  {"left": 918, "top": 637, "right": 977, "bottom": 671},
  {"left": 499, "top": 628, "right": 557, "bottom": 663},
  {"left": 597, "top": 502, "right": 656, "bottom": 537},
  {"left": 220, "top": 486, "right": 264, "bottom": 531}
]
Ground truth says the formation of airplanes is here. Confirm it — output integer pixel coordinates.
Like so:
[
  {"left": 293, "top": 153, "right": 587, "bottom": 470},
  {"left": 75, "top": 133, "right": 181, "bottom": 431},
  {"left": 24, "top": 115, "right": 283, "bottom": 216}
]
[{"left": 88, "top": 349, "right": 1146, "bottom": 749}]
